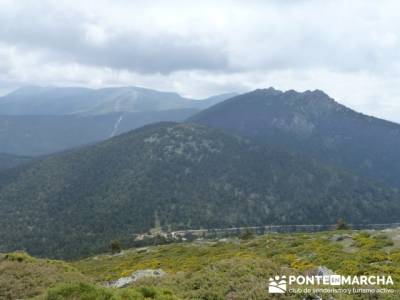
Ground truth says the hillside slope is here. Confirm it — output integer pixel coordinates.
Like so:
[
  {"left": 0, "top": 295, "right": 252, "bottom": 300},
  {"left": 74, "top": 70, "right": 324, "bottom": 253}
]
[
  {"left": 0, "top": 86, "right": 236, "bottom": 115},
  {"left": 190, "top": 88, "right": 400, "bottom": 187},
  {"left": 3, "top": 229, "right": 400, "bottom": 300},
  {"left": 0, "top": 251, "right": 90, "bottom": 300},
  {"left": 0, "top": 153, "right": 31, "bottom": 170},
  {"left": 0, "top": 109, "right": 197, "bottom": 156},
  {"left": 0, "top": 122, "right": 398, "bottom": 258}
]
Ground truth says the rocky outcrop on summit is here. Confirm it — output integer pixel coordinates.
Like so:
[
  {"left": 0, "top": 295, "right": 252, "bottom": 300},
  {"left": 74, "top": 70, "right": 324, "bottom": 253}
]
[{"left": 190, "top": 88, "right": 400, "bottom": 187}]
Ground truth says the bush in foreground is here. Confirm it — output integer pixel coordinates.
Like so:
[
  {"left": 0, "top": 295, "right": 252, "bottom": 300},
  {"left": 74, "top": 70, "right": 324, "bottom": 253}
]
[{"left": 44, "top": 282, "right": 178, "bottom": 300}]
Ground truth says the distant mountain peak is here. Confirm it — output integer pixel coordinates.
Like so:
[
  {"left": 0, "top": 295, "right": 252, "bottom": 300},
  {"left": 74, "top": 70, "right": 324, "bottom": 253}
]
[
  {"left": 254, "top": 87, "right": 283, "bottom": 96},
  {"left": 306, "top": 89, "right": 329, "bottom": 96},
  {"left": 244, "top": 87, "right": 330, "bottom": 101},
  {"left": 0, "top": 86, "right": 237, "bottom": 115},
  {"left": 190, "top": 87, "right": 400, "bottom": 188},
  {"left": 236, "top": 88, "right": 342, "bottom": 115},
  {"left": 300, "top": 89, "right": 337, "bottom": 103},
  {"left": 9, "top": 85, "right": 51, "bottom": 95},
  {"left": 1, "top": 120, "right": 400, "bottom": 258}
]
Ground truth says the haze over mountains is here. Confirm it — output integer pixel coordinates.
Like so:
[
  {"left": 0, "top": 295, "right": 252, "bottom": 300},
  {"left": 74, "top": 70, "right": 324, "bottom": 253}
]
[
  {"left": 0, "top": 86, "right": 236, "bottom": 155},
  {"left": 0, "top": 110, "right": 197, "bottom": 156},
  {"left": 190, "top": 88, "right": 400, "bottom": 188},
  {"left": 0, "top": 85, "right": 399, "bottom": 259},
  {"left": 0, "top": 153, "right": 30, "bottom": 171},
  {"left": 0, "top": 86, "right": 237, "bottom": 115}
]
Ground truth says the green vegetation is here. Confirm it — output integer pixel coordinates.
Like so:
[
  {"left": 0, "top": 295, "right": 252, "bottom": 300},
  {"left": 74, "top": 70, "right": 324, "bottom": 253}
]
[
  {"left": 240, "top": 229, "right": 256, "bottom": 240},
  {"left": 110, "top": 240, "right": 122, "bottom": 255},
  {"left": 0, "top": 110, "right": 198, "bottom": 156},
  {"left": 0, "top": 153, "right": 30, "bottom": 170},
  {"left": 73, "top": 230, "right": 400, "bottom": 299},
  {"left": 41, "top": 283, "right": 178, "bottom": 300},
  {"left": 1, "top": 123, "right": 399, "bottom": 259},
  {"left": 0, "top": 86, "right": 234, "bottom": 156},
  {"left": 336, "top": 218, "right": 351, "bottom": 230},
  {"left": 0, "top": 252, "right": 90, "bottom": 300},
  {"left": 3, "top": 229, "right": 400, "bottom": 299},
  {"left": 190, "top": 88, "right": 400, "bottom": 188},
  {"left": 73, "top": 230, "right": 400, "bottom": 286}
]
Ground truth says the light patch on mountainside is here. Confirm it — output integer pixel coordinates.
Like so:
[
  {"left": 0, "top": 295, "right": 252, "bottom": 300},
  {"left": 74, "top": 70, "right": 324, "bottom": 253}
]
[{"left": 110, "top": 115, "right": 124, "bottom": 137}]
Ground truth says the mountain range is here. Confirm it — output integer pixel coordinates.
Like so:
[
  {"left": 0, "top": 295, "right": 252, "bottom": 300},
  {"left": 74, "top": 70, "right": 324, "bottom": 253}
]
[
  {"left": 0, "top": 109, "right": 197, "bottom": 156},
  {"left": 0, "top": 86, "right": 400, "bottom": 259},
  {"left": 0, "top": 122, "right": 399, "bottom": 258},
  {"left": 0, "top": 86, "right": 236, "bottom": 156},
  {"left": 190, "top": 88, "right": 400, "bottom": 188},
  {"left": 0, "top": 153, "right": 30, "bottom": 171},
  {"left": 0, "top": 86, "right": 237, "bottom": 115}
]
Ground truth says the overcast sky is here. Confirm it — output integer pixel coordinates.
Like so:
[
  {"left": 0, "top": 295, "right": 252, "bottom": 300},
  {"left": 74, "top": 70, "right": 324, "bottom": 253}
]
[{"left": 1, "top": 0, "right": 400, "bottom": 121}]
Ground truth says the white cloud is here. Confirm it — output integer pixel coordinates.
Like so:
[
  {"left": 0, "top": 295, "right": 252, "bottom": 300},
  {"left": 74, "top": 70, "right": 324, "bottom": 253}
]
[{"left": 0, "top": 0, "right": 400, "bottom": 122}]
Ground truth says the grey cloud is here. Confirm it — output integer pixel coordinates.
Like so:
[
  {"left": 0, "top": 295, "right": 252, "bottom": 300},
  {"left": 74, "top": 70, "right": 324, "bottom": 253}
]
[
  {"left": 0, "top": 2, "right": 229, "bottom": 74},
  {"left": 0, "top": 0, "right": 400, "bottom": 123},
  {"left": 61, "top": 32, "right": 229, "bottom": 74},
  {"left": 1, "top": 0, "right": 400, "bottom": 75}
]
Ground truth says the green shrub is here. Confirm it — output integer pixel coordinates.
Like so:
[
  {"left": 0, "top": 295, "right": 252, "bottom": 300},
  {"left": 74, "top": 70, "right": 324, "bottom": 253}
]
[
  {"left": 4, "top": 251, "right": 36, "bottom": 263},
  {"left": 138, "top": 286, "right": 157, "bottom": 298},
  {"left": 336, "top": 218, "right": 350, "bottom": 230},
  {"left": 44, "top": 282, "right": 179, "bottom": 300},
  {"left": 240, "top": 229, "right": 255, "bottom": 240},
  {"left": 110, "top": 240, "right": 122, "bottom": 254}
]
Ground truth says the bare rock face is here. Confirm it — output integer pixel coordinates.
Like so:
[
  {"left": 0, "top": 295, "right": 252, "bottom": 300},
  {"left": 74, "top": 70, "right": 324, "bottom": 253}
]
[
  {"left": 304, "top": 265, "right": 335, "bottom": 277},
  {"left": 106, "top": 269, "right": 166, "bottom": 288},
  {"left": 315, "top": 266, "right": 335, "bottom": 276},
  {"left": 305, "top": 266, "right": 335, "bottom": 277}
]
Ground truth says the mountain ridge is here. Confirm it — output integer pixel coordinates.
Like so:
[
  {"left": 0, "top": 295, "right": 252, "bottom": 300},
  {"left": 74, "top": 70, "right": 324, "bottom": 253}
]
[
  {"left": 0, "top": 109, "right": 199, "bottom": 156},
  {"left": 0, "top": 122, "right": 399, "bottom": 258},
  {"left": 0, "top": 86, "right": 237, "bottom": 156},
  {"left": 189, "top": 88, "right": 400, "bottom": 187},
  {"left": 0, "top": 86, "right": 238, "bottom": 115},
  {"left": 0, "top": 153, "right": 31, "bottom": 170}
]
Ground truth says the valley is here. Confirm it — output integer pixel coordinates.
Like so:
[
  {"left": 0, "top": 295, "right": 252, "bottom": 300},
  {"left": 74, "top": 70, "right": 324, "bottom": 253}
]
[
  {"left": 0, "top": 86, "right": 235, "bottom": 156},
  {"left": 1, "top": 86, "right": 400, "bottom": 299},
  {"left": 1, "top": 121, "right": 399, "bottom": 259},
  {"left": 1, "top": 2, "right": 399, "bottom": 299}
]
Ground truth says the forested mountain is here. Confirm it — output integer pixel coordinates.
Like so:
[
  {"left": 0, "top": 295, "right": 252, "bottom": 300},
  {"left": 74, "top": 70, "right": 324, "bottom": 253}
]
[
  {"left": 0, "top": 122, "right": 398, "bottom": 258},
  {"left": 0, "top": 109, "right": 197, "bottom": 156},
  {"left": 0, "top": 86, "right": 236, "bottom": 115},
  {"left": 190, "top": 88, "right": 400, "bottom": 187},
  {"left": 198, "top": 92, "right": 238, "bottom": 108},
  {"left": 0, "top": 86, "right": 237, "bottom": 156},
  {"left": 0, "top": 153, "right": 31, "bottom": 170}
]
